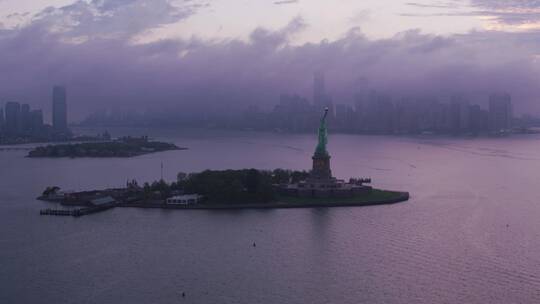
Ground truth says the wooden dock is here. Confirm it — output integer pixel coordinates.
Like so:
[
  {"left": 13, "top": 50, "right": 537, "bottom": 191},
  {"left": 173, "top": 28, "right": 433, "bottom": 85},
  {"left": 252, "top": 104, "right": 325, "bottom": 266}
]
[{"left": 40, "top": 209, "right": 76, "bottom": 216}]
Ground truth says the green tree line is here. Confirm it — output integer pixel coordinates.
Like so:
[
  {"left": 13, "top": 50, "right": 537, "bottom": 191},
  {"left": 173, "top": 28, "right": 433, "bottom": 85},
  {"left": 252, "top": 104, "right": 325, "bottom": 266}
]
[{"left": 140, "top": 169, "right": 310, "bottom": 204}]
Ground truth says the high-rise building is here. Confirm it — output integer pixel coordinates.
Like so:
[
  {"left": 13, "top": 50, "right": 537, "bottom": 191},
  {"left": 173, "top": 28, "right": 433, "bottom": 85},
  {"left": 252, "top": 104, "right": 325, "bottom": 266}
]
[
  {"left": 312, "top": 72, "right": 333, "bottom": 116},
  {"left": 274, "top": 93, "right": 312, "bottom": 132},
  {"left": 30, "top": 110, "right": 44, "bottom": 132},
  {"left": 20, "top": 103, "right": 31, "bottom": 133},
  {"left": 334, "top": 104, "right": 348, "bottom": 130},
  {"left": 0, "top": 108, "right": 4, "bottom": 131},
  {"left": 450, "top": 95, "right": 470, "bottom": 134},
  {"left": 377, "top": 95, "right": 395, "bottom": 134},
  {"left": 52, "top": 86, "right": 68, "bottom": 132},
  {"left": 5, "top": 102, "right": 21, "bottom": 135},
  {"left": 395, "top": 97, "right": 417, "bottom": 134},
  {"left": 469, "top": 104, "right": 488, "bottom": 134},
  {"left": 313, "top": 71, "right": 325, "bottom": 106},
  {"left": 353, "top": 93, "right": 365, "bottom": 132},
  {"left": 333, "top": 103, "right": 355, "bottom": 132},
  {"left": 488, "top": 93, "right": 512, "bottom": 133}
]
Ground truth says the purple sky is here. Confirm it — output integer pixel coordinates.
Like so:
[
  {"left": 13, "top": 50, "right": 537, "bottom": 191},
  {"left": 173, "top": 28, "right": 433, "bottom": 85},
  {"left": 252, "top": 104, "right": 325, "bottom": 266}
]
[{"left": 0, "top": 0, "right": 539, "bottom": 120}]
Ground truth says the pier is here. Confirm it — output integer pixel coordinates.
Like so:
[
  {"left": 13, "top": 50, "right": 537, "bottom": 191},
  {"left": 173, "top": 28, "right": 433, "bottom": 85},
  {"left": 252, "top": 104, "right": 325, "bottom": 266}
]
[{"left": 39, "top": 202, "right": 117, "bottom": 217}]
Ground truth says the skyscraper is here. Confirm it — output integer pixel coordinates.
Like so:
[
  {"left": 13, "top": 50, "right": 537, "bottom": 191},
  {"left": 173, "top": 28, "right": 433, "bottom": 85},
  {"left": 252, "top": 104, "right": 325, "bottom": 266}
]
[
  {"left": 20, "top": 103, "right": 31, "bottom": 133},
  {"left": 313, "top": 71, "right": 326, "bottom": 107},
  {"left": 449, "top": 95, "right": 470, "bottom": 134},
  {"left": 52, "top": 86, "right": 68, "bottom": 133},
  {"left": 30, "top": 110, "right": 44, "bottom": 134},
  {"left": 0, "top": 108, "right": 4, "bottom": 131},
  {"left": 5, "top": 102, "right": 21, "bottom": 135},
  {"left": 488, "top": 93, "right": 512, "bottom": 133},
  {"left": 312, "top": 72, "right": 334, "bottom": 118}
]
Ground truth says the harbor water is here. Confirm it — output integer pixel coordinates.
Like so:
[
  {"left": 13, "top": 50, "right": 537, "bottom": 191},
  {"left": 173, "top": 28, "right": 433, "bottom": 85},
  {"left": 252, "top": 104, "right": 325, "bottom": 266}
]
[{"left": 1, "top": 128, "right": 540, "bottom": 303}]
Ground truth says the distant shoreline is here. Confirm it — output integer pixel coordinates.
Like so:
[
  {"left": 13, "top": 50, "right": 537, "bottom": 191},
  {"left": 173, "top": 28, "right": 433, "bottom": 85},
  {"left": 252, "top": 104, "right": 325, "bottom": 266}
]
[
  {"left": 26, "top": 137, "right": 184, "bottom": 158},
  {"left": 70, "top": 125, "right": 540, "bottom": 141}
]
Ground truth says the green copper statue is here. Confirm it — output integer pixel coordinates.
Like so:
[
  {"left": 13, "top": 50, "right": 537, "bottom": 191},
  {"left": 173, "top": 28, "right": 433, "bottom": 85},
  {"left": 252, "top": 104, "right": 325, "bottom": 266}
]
[{"left": 315, "top": 107, "right": 329, "bottom": 156}]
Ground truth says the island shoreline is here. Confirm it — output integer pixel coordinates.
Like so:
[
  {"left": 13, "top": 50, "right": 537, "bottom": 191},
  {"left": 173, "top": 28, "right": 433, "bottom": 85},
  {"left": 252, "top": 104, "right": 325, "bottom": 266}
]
[{"left": 117, "top": 191, "right": 410, "bottom": 210}]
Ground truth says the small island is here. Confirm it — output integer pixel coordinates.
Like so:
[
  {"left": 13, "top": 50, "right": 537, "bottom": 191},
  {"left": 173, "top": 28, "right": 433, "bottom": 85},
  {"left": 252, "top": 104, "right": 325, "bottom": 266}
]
[
  {"left": 37, "top": 109, "right": 409, "bottom": 217},
  {"left": 37, "top": 168, "right": 408, "bottom": 217},
  {"left": 28, "top": 136, "right": 184, "bottom": 158}
]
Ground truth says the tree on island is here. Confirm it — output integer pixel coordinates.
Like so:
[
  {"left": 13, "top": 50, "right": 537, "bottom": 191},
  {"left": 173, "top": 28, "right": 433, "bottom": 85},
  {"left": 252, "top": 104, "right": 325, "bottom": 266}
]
[
  {"left": 172, "top": 168, "right": 310, "bottom": 204},
  {"left": 270, "top": 168, "right": 309, "bottom": 184},
  {"left": 134, "top": 168, "right": 310, "bottom": 204},
  {"left": 42, "top": 186, "right": 60, "bottom": 196},
  {"left": 179, "top": 169, "right": 277, "bottom": 204},
  {"left": 177, "top": 172, "right": 187, "bottom": 182}
]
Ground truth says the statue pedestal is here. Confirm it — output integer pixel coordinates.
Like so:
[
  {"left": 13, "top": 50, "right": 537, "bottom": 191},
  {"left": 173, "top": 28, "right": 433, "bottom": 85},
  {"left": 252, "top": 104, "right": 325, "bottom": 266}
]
[
  {"left": 311, "top": 153, "right": 332, "bottom": 180},
  {"left": 276, "top": 107, "right": 375, "bottom": 200}
]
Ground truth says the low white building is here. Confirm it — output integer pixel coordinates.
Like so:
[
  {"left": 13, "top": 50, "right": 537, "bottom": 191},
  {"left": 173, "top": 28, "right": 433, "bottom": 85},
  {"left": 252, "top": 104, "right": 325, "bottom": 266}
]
[{"left": 166, "top": 194, "right": 203, "bottom": 205}]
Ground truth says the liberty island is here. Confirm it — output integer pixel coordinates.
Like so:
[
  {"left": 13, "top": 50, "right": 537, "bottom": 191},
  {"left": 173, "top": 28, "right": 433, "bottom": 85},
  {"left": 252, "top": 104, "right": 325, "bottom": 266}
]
[
  {"left": 278, "top": 107, "right": 376, "bottom": 199},
  {"left": 37, "top": 109, "right": 409, "bottom": 215}
]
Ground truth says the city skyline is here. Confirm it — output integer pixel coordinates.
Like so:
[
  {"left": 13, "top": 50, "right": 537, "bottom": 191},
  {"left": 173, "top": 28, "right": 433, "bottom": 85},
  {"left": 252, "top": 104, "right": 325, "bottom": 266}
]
[
  {"left": 0, "top": 1, "right": 539, "bottom": 118},
  {"left": 0, "top": 85, "right": 70, "bottom": 143},
  {"left": 80, "top": 72, "right": 520, "bottom": 136}
]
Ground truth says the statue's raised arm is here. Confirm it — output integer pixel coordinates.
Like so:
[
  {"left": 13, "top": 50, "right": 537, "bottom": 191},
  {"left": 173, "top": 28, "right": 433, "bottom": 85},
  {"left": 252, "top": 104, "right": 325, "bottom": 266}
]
[{"left": 314, "top": 107, "right": 329, "bottom": 156}]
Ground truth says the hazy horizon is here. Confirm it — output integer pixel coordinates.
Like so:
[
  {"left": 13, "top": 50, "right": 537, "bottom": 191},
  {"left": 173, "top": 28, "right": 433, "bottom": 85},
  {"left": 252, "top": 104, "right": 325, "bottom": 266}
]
[{"left": 0, "top": 0, "right": 539, "bottom": 120}]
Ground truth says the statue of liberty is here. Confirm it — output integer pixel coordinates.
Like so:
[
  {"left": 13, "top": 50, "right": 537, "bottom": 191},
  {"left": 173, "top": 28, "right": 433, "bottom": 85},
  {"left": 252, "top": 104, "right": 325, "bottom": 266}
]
[{"left": 314, "top": 107, "right": 329, "bottom": 157}]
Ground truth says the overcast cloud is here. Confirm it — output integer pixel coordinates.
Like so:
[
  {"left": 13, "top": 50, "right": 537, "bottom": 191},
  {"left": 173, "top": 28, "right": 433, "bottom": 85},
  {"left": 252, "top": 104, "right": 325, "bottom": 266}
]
[{"left": 0, "top": 0, "right": 539, "bottom": 119}]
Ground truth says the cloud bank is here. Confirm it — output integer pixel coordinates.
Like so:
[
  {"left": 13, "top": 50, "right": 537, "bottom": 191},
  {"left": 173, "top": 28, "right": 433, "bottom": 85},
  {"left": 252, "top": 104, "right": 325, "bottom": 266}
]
[
  {"left": 0, "top": 0, "right": 540, "bottom": 120},
  {"left": 405, "top": 0, "right": 540, "bottom": 28}
]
